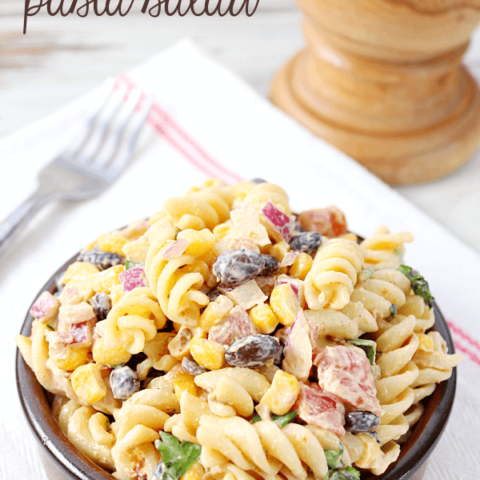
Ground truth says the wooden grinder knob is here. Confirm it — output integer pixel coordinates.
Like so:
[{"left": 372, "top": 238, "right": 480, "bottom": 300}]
[{"left": 271, "top": 0, "right": 480, "bottom": 185}]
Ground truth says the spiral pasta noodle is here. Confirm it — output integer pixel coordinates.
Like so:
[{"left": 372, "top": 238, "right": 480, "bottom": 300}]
[
  {"left": 197, "top": 415, "right": 328, "bottom": 479},
  {"left": 111, "top": 387, "right": 174, "bottom": 479},
  {"left": 104, "top": 287, "right": 166, "bottom": 354},
  {"left": 361, "top": 226, "right": 414, "bottom": 271},
  {"left": 305, "top": 238, "right": 364, "bottom": 310},
  {"left": 16, "top": 178, "right": 462, "bottom": 480}
]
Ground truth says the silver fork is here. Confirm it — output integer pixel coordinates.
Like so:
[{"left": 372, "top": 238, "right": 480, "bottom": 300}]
[{"left": 0, "top": 80, "right": 154, "bottom": 257}]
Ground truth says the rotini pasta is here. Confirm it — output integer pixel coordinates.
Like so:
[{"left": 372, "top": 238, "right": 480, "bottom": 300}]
[{"left": 16, "top": 178, "right": 462, "bottom": 480}]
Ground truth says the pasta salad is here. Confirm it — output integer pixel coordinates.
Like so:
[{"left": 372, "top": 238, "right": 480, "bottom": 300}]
[{"left": 16, "top": 178, "right": 462, "bottom": 480}]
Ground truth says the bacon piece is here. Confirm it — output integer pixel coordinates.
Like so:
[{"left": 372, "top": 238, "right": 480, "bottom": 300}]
[
  {"left": 46, "top": 331, "right": 74, "bottom": 360},
  {"left": 282, "top": 311, "right": 313, "bottom": 382},
  {"left": 314, "top": 345, "right": 382, "bottom": 415},
  {"left": 59, "top": 302, "right": 95, "bottom": 324},
  {"left": 294, "top": 383, "right": 346, "bottom": 435},
  {"left": 299, "top": 206, "right": 347, "bottom": 238},
  {"left": 30, "top": 291, "right": 60, "bottom": 323},
  {"left": 208, "top": 305, "right": 259, "bottom": 347},
  {"left": 119, "top": 266, "right": 147, "bottom": 293},
  {"left": 69, "top": 320, "right": 95, "bottom": 347}
]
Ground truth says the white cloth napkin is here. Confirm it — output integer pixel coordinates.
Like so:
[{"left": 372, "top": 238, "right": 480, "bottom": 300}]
[{"left": 1, "top": 39, "right": 479, "bottom": 480}]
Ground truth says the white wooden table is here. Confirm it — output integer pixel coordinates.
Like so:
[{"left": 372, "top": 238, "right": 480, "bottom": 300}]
[{"left": 1, "top": 0, "right": 479, "bottom": 253}]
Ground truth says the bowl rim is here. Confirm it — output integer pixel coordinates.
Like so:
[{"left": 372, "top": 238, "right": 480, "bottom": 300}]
[{"left": 16, "top": 251, "right": 458, "bottom": 480}]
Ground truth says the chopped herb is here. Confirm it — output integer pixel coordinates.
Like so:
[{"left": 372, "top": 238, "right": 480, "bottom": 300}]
[
  {"left": 251, "top": 411, "right": 297, "bottom": 427},
  {"left": 325, "top": 444, "right": 344, "bottom": 469},
  {"left": 154, "top": 432, "right": 201, "bottom": 480},
  {"left": 358, "top": 268, "right": 374, "bottom": 283},
  {"left": 395, "top": 249, "right": 402, "bottom": 258},
  {"left": 125, "top": 260, "right": 144, "bottom": 270},
  {"left": 325, "top": 466, "right": 361, "bottom": 480},
  {"left": 325, "top": 444, "right": 361, "bottom": 479},
  {"left": 348, "top": 339, "right": 376, "bottom": 365},
  {"left": 105, "top": 420, "right": 111, "bottom": 432},
  {"left": 112, "top": 362, "right": 125, "bottom": 368},
  {"left": 46, "top": 324, "right": 54, "bottom": 330},
  {"left": 398, "top": 265, "right": 434, "bottom": 308},
  {"left": 389, "top": 304, "right": 397, "bottom": 319}
]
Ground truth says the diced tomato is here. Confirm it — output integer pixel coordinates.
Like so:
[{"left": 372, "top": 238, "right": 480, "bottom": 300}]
[
  {"left": 294, "top": 383, "right": 346, "bottom": 435},
  {"left": 314, "top": 346, "right": 382, "bottom": 415},
  {"left": 299, "top": 206, "right": 348, "bottom": 238}
]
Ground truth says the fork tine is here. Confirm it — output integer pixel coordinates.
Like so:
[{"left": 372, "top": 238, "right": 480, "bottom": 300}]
[
  {"left": 74, "top": 84, "right": 128, "bottom": 165},
  {"left": 106, "top": 93, "right": 155, "bottom": 178},
  {"left": 92, "top": 87, "right": 142, "bottom": 169},
  {"left": 60, "top": 78, "right": 115, "bottom": 159}
]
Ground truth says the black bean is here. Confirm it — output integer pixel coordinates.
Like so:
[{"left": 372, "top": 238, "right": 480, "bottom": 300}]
[
  {"left": 213, "top": 249, "right": 265, "bottom": 286},
  {"left": 90, "top": 293, "right": 112, "bottom": 320},
  {"left": 110, "top": 366, "right": 140, "bottom": 401},
  {"left": 288, "top": 232, "right": 323, "bottom": 254},
  {"left": 78, "top": 250, "right": 125, "bottom": 271},
  {"left": 152, "top": 461, "right": 174, "bottom": 480},
  {"left": 261, "top": 255, "right": 280, "bottom": 276},
  {"left": 182, "top": 357, "right": 207, "bottom": 376},
  {"left": 207, "top": 289, "right": 222, "bottom": 301},
  {"left": 345, "top": 410, "right": 381, "bottom": 434},
  {"left": 225, "top": 334, "right": 282, "bottom": 368},
  {"left": 274, "top": 342, "right": 284, "bottom": 367},
  {"left": 251, "top": 178, "right": 267, "bottom": 184}
]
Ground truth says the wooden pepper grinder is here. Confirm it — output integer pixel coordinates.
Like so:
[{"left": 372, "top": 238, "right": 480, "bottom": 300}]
[{"left": 271, "top": 0, "right": 480, "bottom": 185}]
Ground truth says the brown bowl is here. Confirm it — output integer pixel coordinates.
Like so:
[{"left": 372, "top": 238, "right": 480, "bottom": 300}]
[{"left": 16, "top": 251, "right": 458, "bottom": 480}]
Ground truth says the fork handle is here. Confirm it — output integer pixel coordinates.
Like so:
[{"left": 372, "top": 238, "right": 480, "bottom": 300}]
[{"left": 0, "top": 190, "right": 60, "bottom": 257}]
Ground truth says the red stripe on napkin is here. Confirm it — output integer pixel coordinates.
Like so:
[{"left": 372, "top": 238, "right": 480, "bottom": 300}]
[
  {"left": 115, "top": 74, "right": 244, "bottom": 185},
  {"left": 453, "top": 339, "right": 480, "bottom": 368},
  {"left": 447, "top": 320, "right": 480, "bottom": 352}
]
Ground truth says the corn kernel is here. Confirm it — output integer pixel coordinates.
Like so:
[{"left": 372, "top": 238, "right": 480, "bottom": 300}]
[
  {"left": 181, "top": 461, "right": 205, "bottom": 480},
  {"left": 92, "top": 338, "right": 132, "bottom": 367},
  {"left": 91, "top": 265, "right": 123, "bottom": 294},
  {"left": 417, "top": 333, "right": 434, "bottom": 352},
  {"left": 177, "top": 229, "right": 216, "bottom": 257},
  {"left": 171, "top": 371, "right": 198, "bottom": 401},
  {"left": 260, "top": 370, "right": 300, "bottom": 416},
  {"left": 51, "top": 347, "right": 89, "bottom": 371},
  {"left": 270, "top": 283, "right": 301, "bottom": 326},
  {"left": 249, "top": 303, "right": 279, "bottom": 334},
  {"left": 289, "top": 253, "right": 313, "bottom": 281},
  {"left": 269, "top": 241, "right": 290, "bottom": 262},
  {"left": 213, "top": 223, "right": 231, "bottom": 241},
  {"left": 71, "top": 363, "right": 107, "bottom": 404},
  {"left": 63, "top": 262, "right": 100, "bottom": 284},
  {"left": 190, "top": 338, "right": 224, "bottom": 370},
  {"left": 122, "top": 236, "right": 149, "bottom": 263},
  {"left": 199, "top": 295, "right": 234, "bottom": 331},
  {"left": 97, "top": 233, "right": 128, "bottom": 256}
]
